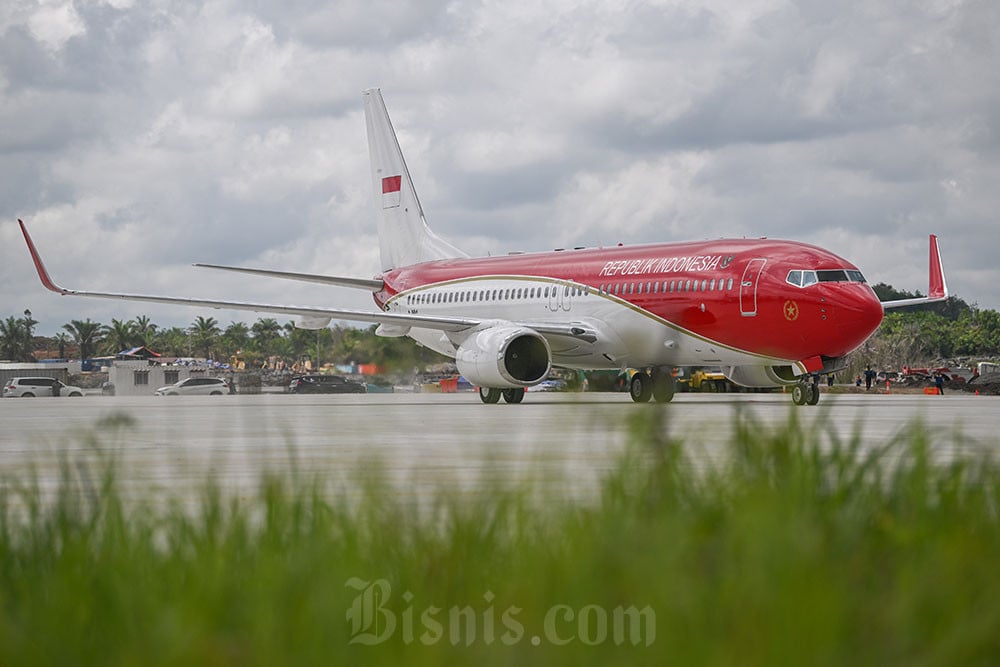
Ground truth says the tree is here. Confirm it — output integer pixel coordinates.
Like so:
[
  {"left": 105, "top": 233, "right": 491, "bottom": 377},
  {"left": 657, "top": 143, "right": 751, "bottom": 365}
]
[
  {"left": 189, "top": 316, "right": 221, "bottom": 360},
  {"left": 0, "top": 310, "right": 38, "bottom": 361},
  {"left": 155, "top": 327, "right": 189, "bottom": 357},
  {"left": 62, "top": 319, "right": 104, "bottom": 362},
  {"left": 251, "top": 318, "right": 282, "bottom": 357},
  {"left": 102, "top": 318, "right": 138, "bottom": 354},
  {"left": 220, "top": 321, "right": 251, "bottom": 359},
  {"left": 133, "top": 315, "right": 158, "bottom": 347},
  {"left": 53, "top": 332, "right": 71, "bottom": 359}
]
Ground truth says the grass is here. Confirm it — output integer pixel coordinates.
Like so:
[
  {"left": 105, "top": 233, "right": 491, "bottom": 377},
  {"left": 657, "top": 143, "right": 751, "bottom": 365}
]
[{"left": 2, "top": 408, "right": 1000, "bottom": 665}]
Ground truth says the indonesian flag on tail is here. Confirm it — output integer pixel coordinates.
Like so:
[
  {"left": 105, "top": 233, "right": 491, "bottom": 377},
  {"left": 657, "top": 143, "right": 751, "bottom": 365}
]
[{"left": 382, "top": 175, "right": 402, "bottom": 209}]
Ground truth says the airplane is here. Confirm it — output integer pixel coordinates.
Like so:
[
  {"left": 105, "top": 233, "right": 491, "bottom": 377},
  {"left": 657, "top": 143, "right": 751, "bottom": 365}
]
[{"left": 18, "top": 88, "right": 948, "bottom": 406}]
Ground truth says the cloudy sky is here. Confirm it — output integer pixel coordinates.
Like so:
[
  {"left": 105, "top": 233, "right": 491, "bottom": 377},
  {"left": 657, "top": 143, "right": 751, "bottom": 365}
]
[{"left": 2, "top": 0, "right": 998, "bottom": 334}]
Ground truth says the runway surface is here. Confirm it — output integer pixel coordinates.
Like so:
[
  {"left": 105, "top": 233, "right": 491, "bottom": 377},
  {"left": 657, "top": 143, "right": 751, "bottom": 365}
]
[{"left": 1, "top": 392, "right": 998, "bottom": 501}]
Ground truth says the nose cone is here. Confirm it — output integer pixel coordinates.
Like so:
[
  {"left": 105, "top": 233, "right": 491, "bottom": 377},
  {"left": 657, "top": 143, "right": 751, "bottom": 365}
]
[{"left": 833, "top": 287, "right": 884, "bottom": 354}]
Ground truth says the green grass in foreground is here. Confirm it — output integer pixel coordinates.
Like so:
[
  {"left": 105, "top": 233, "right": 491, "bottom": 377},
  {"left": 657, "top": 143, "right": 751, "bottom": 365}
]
[{"left": 2, "top": 409, "right": 1000, "bottom": 666}]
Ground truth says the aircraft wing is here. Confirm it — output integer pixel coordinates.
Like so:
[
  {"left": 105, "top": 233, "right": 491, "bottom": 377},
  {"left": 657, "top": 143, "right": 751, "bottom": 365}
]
[
  {"left": 18, "top": 220, "right": 597, "bottom": 341},
  {"left": 881, "top": 234, "right": 949, "bottom": 310}
]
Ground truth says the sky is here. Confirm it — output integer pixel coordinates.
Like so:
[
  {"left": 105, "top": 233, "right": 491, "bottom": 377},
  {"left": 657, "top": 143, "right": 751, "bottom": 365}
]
[{"left": 2, "top": 0, "right": 998, "bottom": 335}]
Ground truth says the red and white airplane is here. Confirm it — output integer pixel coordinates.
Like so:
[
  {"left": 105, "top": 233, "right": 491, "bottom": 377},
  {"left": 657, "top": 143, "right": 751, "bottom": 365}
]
[{"left": 19, "top": 88, "right": 947, "bottom": 406}]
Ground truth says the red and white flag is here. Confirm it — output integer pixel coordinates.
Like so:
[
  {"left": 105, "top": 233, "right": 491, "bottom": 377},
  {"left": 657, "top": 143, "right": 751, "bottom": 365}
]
[{"left": 382, "top": 175, "right": 402, "bottom": 209}]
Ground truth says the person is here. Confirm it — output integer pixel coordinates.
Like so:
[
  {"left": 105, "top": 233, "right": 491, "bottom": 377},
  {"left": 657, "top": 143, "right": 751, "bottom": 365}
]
[
  {"left": 934, "top": 373, "right": 945, "bottom": 395},
  {"left": 855, "top": 375, "right": 862, "bottom": 387},
  {"left": 827, "top": 374, "right": 835, "bottom": 388},
  {"left": 864, "top": 366, "right": 875, "bottom": 390}
]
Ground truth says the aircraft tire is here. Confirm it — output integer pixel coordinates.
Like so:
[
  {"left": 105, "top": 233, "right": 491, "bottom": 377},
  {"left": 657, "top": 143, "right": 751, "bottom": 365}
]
[
  {"left": 479, "top": 387, "right": 502, "bottom": 404},
  {"left": 502, "top": 388, "right": 525, "bottom": 404},
  {"left": 630, "top": 373, "right": 652, "bottom": 403},
  {"left": 652, "top": 372, "right": 675, "bottom": 403},
  {"left": 806, "top": 384, "right": 820, "bottom": 406},
  {"left": 791, "top": 384, "right": 807, "bottom": 406}
]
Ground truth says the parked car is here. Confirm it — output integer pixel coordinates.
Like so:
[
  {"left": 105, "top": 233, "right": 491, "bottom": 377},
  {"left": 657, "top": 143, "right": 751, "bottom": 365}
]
[
  {"left": 3, "top": 377, "right": 84, "bottom": 397},
  {"left": 154, "top": 377, "right": 234, "bottom": 396},
  {"left": 289, "top": 374, "right": 367, "bottom": 394}
]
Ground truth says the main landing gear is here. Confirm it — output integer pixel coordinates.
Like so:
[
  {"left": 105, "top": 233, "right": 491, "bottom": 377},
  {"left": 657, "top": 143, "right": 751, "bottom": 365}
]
[
  {"left": 479, "top": 387, "right": 525, "bottom": 404},
  {"left": 629, "top": 369, "right": 676, "bottom": 404},
  {"left": 791, "top": 382, "right": 821, "bottom": 406}
]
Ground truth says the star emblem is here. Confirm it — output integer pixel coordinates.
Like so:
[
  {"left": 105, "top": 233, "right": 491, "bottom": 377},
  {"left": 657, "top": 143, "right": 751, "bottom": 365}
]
[{"left": 783, "top": 300, "right": 799, "bottom": 321}]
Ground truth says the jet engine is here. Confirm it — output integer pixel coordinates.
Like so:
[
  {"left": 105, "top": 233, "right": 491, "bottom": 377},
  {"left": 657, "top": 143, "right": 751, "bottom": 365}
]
[{"left": 456, "top": 325, "right": 551, "bottom": 388}]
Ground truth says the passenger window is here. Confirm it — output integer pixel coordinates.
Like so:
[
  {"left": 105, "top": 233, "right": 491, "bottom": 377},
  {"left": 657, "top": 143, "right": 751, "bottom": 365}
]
[
  {"left": 686, "top": 280, "right": 692, "bottom": 291},
  {"left": 727, "top": 278, "right": 734, "bottom": 290},
  {"left": 702, "top": 280, "right": 708, "bottom": 291}
]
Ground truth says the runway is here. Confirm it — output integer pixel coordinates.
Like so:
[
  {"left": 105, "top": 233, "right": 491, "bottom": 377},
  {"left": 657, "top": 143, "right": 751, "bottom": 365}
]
[{"left": 1, "top": 392, "right": 997, "bottom": 501}]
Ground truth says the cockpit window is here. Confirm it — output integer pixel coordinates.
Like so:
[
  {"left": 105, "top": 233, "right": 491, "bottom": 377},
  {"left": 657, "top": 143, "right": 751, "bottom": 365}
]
[
  {"left": 817, "top": 270, "right": 848, "bottom": 282},
  {"left": 787, "top": 268, "right": 865, "bottom": 287},
  {"left": 786, "top": 270, "right": 818, "bottom": 287}
]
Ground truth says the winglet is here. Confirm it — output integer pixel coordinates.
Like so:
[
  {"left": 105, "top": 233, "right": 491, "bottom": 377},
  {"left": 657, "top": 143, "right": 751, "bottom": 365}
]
[
  {"left": 881, "top": 234, "right": 949, "bottom": 310},
  {"left": 928, "top": 234, "right": 947, "bottom": 300},
  {"left": 18, "top": 219, "right": 69, "bottom": 295}
]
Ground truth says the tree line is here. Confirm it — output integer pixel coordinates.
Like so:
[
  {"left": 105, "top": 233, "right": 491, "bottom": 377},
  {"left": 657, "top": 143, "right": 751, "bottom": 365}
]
[{"left": 0, "top": 312, "right": 445, "bottom": 373}]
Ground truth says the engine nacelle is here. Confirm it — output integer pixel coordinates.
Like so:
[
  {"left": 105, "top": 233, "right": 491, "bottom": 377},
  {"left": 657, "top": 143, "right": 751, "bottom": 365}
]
[
  {"left": 456, "top": 325, "right": 551, "bottom": 389},
  {"left": 724, "top": 365, "right": 798, "bottom": 388},
  {"left": 295, "top": 316, "right": 332, "bottom": 330}
]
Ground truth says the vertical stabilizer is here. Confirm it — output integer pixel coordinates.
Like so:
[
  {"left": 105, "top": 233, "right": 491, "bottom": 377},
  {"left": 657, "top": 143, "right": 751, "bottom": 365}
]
[{"left": 363, "top": 88, "right": 467, "bottom": 270}]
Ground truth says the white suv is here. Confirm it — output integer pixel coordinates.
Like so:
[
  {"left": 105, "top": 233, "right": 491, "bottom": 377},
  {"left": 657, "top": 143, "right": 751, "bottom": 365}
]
[
  {"left": 3, "top": 377, "right": 84, "bottom": 397},
  {"left": 154, "top": 377, "right": 233, "bottom": 396}
]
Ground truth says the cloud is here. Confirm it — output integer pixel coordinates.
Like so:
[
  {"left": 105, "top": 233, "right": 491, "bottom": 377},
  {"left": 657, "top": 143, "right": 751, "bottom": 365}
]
[{"left": 2, "top": 0, "right": 999, "bottom": 334}]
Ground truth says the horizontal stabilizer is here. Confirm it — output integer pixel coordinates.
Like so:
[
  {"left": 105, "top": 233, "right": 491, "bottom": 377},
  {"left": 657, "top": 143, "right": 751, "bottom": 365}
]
[{"left": 194, "top": 263, "right": 383, "bottom": 291}]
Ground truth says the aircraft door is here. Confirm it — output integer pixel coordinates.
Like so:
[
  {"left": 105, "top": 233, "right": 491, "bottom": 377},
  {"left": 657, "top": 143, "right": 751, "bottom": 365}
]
[
  {"left": 739, "top": 258, "right": 767, "bottom": 317},
  {"left": 547, "top": 283, "right": 573, "bottom": 312}
]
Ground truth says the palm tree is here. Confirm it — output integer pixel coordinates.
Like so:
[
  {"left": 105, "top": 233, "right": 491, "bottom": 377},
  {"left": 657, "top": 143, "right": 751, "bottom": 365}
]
[
  {"left": 251, "top": 317, "right": 282, "bottom": 357},
  {"left": 62, "top": 319, "right": 105, "bottom": 362},
  {"left": 133, "top": 315, "right": 158, "bottom": 347},
  {"left": 103, "top": 318, "right": 137, "bottom": 355},
  {"left": 0, "top": 317, "right": 26, "bottom": 360},
  {"left": 53, "top": 332, "right": 71, "bottom": 359},
  {"left": 0, "top": 310, "right": 38, "bottom": 361},
  {"left": 155, "top": 327, "right": 189, "bottom": 357},
  {"left": 189, "top": 315, "right": 221, "bottom": 360},
  {"left": 221, "top": 321, "right": 250, "bottom": 359}
]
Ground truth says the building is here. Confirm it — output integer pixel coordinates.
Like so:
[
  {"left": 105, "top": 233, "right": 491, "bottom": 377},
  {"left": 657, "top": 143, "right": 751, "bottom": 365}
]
[{"left": 107, "top": 360, "right": 230, "bottom": 396}]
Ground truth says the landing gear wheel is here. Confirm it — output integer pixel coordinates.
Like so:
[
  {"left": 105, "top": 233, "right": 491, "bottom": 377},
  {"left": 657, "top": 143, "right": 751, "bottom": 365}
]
[
  {"left": 652, "top": 372, "right": 675, "bottom": 403},
  {"left": 630, "top": 373, "right": 652, "bottom": 403},
  {"left": 502, "top": 388, "right": 525, "bottom": 404},
  {"left": 792, "top": 383, "right": 807, "bottom": 406},
  {"left": 806, "top": 384, "right": 820, "bottom": 406},
  {"left": 479, "top": 387, "right": 502, "bottom": 404}
]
